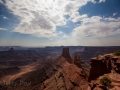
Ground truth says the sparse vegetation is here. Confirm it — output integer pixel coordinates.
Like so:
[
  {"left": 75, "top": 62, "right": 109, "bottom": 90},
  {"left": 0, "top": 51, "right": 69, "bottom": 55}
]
[
  {"left": 114, "top": 50, "right": 120, "bottom": 56},
  {"left": 100, "top": 77, "right": 111, "bottom": 86}
]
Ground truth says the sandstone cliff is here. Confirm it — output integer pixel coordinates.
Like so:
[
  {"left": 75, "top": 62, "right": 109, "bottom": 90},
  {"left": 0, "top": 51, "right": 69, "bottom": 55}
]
[{"left": 88, "top": 53, "right": 120, "bottom": 82}]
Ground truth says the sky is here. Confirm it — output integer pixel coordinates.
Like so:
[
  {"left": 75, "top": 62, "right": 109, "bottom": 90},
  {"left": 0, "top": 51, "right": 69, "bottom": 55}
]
[{"left": 0, "top": 0, "right": 120, "bottom": 47}]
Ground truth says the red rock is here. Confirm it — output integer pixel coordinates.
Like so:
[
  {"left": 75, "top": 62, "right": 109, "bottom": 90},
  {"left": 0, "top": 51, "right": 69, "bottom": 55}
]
[
  {"left": 73, "top": 54, "right": 81, "bottom": 68},
  {"left": 88, "top": 56, "right": 111, "bottom": 82},
  {"left": 61, "top": 47, "right": 72, "bottom": 63}
]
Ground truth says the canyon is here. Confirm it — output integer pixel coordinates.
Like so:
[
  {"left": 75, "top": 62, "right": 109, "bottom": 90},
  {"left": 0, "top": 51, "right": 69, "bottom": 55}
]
[{"left": 0, "top": 46, "right": 120, "bottom": 90}]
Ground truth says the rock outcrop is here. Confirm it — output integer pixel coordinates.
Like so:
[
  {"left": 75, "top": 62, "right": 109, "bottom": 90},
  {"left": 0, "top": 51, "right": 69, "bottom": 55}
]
[
  {"left": 73, "top": 54, "right": 82, "bottom": 68},
  {"left": 35, "top": 56, "right": 88, "bottom": 90},
  {"left": 38, "top": 48, "right": 88, "bottom": 90},
  {"left": 61, "top": 47, "right": 72, "bottom": 63},
  {"left": 88, "top": 54, "right": 120, "bottom": 82}
]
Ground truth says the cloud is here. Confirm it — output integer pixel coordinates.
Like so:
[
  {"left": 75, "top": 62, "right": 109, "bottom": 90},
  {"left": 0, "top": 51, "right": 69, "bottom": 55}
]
[
  {"left": 58, "top": 31, "right": 63, "bottom": 34},
  {"left": 3, "top": 16, "right": 9, "bottom": 19},
  {"left": 93, "top": 0, "right": 106, "bottom": 3},
  {"left": 0, "top": 0, "right": 3, "bottom": 4},
  {"left": 63, "top": 34, "right": 69, "bottom": 39},
  {"left": 3, "top": 0, "right": 100, "bottom": 38},
  {"left": 72, "top": 14, "right": 88, "bottom": 22},
  {"left": 72, "top": 16, "right": 120, "bottom": 38},
  {"left": 113, "top": 13, "right": 117, "bottom": 16},
  {"left": 0, "top": 28, "right": 7, "bottom": 31},
  {"left": 99, "top": 0, "right": 106, "bottom": 3}
]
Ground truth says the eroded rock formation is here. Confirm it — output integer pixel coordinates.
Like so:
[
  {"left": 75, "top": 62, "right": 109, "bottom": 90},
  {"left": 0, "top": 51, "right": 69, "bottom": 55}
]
[
  {"left": 61, "top": 47, "right": 72, "bottom": 63},
  {"left": 73, "top": 54, "right": 82, "bottom": 68},
  {"left": 36, "top": 56, "right": 88, "bottom": 90},
  {"left": 88, "top": 54, "right": 120, "bottom": 82}
]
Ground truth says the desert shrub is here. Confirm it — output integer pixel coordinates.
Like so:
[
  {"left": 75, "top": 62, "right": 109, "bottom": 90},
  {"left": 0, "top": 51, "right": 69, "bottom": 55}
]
[
  {"left": 114, "top": 50, "right": 120, "bottom": 56},
  {"left": 100, "top": 77, "right": 111, "bottom": 86}
]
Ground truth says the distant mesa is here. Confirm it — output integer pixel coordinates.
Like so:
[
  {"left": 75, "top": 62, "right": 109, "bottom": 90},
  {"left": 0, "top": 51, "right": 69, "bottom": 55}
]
[
  {"left": 8, "top": 47, "right": 15, "bottom": 51},
  {"left": 61, "top": 47, "right": 72, "bottom": 63}
]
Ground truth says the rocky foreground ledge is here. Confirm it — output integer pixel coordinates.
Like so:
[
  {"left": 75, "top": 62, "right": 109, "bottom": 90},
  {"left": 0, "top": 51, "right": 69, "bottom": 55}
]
[{"left": 88, "top": 53, "right": 120, "bottom": 90}]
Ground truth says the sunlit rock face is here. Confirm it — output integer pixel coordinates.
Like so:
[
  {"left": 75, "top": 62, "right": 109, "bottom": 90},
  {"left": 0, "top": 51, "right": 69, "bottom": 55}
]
[{"left": 61, "top": 47, "right": 72, "bottom": 63}]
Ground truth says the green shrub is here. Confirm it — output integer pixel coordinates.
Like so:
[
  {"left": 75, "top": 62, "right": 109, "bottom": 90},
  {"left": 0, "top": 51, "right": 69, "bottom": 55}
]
[
  {"left": 114, "top": 50, "right": 120, "bottom": 56},
  {"left": 100, "top": 77, "right": 111, "bottom": 86}
]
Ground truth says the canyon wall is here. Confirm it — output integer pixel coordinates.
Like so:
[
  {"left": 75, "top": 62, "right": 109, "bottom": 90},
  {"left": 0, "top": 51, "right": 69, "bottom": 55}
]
[{"left": 88, "top": 54, "right": 120, "bottom": 81}]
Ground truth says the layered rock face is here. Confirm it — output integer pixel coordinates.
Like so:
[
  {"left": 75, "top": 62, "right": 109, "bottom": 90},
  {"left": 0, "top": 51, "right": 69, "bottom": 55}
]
[
  {"left": 61, "top": 47, "right": 72, "bottom": 63},
  {"left": 88, "top": 54, "right": 120, "bottom": 82}
]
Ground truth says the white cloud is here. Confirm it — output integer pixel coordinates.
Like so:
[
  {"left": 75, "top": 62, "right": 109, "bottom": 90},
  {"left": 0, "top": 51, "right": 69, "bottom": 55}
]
[
  {"left": 72, "top": 16, "right": 120, "bottom": 38},
  {"left": 113, "top": 13, "right": 117, "bottom": 16},
  {"left": 63, "top": 34, "right": 69, "bottom": 39},
  {"left": 99, "top": 0, "right": 106, "bottom": 3},
  {"left": 81, "top": 16, "right": 102, "bottom": 24},
  {"left": 3, "top": 16, "right": 9, "bottom": 19},
  {"left": 3, "top": 0, "right": 99, "bottom": 38},
  {"left": 93, "top": 0, "right": 106, "bottom": 3},
  {"left": 0, "top": 28, "right": 7, "bottom": 31},
  {"left": 59, "top": 31, "right": 63, "bottom": 34},
  {"left": 72, "top": 14, "right": 88, "bottom": 22}
]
